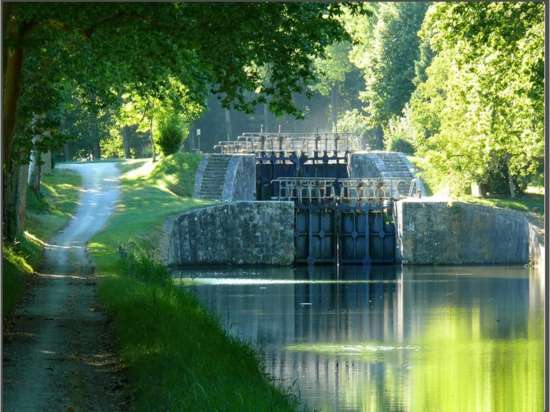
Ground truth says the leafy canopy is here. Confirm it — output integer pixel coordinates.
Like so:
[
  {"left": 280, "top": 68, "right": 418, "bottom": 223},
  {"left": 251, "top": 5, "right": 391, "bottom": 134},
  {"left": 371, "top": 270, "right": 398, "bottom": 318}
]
[{"left": 5, "top": 3, "right": 363, "bottom": 162}]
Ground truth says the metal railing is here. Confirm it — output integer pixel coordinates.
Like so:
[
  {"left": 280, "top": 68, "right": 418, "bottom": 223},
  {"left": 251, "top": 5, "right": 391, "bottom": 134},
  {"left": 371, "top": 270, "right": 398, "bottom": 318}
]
[
  {"left": 272, "top": 177, "right": 421, "bottom": 203},
  {"left": 214, "top": 132, "right": 363, "bottom": 155}
]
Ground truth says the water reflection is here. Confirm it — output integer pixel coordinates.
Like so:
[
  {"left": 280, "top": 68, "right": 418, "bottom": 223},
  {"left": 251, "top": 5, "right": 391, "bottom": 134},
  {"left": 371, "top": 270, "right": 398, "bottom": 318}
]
[{"left": 174, "top": 265, "right": 544, "bottom": 412}]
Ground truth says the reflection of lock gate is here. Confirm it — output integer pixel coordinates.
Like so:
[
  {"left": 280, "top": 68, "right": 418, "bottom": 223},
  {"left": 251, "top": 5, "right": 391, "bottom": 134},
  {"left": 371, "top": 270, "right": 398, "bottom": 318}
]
[{"left": 271, "top": 177, "right": 421, "bottom": 265}]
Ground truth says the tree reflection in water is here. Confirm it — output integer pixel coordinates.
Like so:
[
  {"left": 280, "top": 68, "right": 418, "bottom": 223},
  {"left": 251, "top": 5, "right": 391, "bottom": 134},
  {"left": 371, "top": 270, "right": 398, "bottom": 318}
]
[{"left": 176, "top": 264, "right": 543, "bottom": 412}]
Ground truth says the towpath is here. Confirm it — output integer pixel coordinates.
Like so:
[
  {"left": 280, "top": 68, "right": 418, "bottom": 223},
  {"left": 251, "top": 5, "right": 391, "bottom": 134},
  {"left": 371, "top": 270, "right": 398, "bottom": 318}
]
[{"left": 3, "top": 162, "right": 127, "bottom": 411}]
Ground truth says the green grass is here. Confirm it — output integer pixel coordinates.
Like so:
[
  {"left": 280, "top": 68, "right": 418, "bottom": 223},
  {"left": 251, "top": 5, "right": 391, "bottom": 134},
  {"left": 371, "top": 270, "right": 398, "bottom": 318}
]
[
  {"left": 149, "top": 152, "right": 203, "bottom": 197},
  {"left": 458, "top": 187, "right": 544, "bottom": 216},
  {"left": 2, "top": 168, "right": 82, "bottom": 317},
  {"left": 2, "top": 246, "right": 34, "bottom": 317},
  {"left": 89, "top": 155, "right": 209, "bottom": 271},
  {"left": 89, "top": 155, "right": 297, "bottom": 411},
  {"left": 408, "top": 155, "right": 544, "bottom": 216},
  {"left": 25, "top": 168, "right": 83, "bottom": 241}
]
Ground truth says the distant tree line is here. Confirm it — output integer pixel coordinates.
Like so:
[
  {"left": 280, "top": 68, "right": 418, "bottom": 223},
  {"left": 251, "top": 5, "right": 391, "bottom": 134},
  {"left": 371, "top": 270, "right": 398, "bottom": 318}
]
[{"left": 194, "top": 2, "right": 543, "bottom": 198}]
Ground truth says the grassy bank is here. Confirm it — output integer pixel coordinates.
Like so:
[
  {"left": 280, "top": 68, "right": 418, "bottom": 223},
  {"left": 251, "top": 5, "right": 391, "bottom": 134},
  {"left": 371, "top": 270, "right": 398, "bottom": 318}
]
[
  {"left": 3, "top": 167, "right": 82, "bottom": 317},
  {"left": 409, "top": 156, "right": 544, "bottom": 216},
  {"left": 458, "top": 187, "right": 544, "bottom": 216},
  {"left": 89, "top": 154, "right": 297, "bottom": 411}
]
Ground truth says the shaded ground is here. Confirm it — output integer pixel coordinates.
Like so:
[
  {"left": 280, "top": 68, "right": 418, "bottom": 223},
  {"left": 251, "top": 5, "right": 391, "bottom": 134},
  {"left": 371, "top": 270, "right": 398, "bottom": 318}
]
[{"left": 3, "top": 162, "right": 128, "bottom": 411}]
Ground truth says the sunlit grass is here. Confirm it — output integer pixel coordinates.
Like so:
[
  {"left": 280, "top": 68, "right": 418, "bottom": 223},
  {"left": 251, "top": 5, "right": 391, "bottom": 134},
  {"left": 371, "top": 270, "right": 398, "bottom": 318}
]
[
  {"left": 90, "top": 154, "right": 297, "bottom": 411},
  {"left": 2, "top": 168, "right": 83, "bottom": 317},
  {"left": 100, "top": 254, "right": 297, "bottom": 411},
  {"left": 90, "top": 156, "right": 209, "bottom": 271},
  {"left": 25, "top": 168, "right": 83, "bottom": 241},
  {"left": 458, "top": 189, "right": 544, "bottom": 216},
  {"left": 409, "top": 156, "right": 544, "bottom": 215}
]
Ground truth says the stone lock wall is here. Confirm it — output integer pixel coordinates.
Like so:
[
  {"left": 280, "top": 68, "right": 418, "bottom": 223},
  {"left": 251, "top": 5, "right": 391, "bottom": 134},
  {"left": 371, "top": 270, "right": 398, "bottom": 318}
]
[
  {"left": 193, "top": 154, "right": 256, "bottom": 201},
  {"left": 395, "top": 200, "right": 532, "bottom": 265},
  {"left": 348, "top": 151, "right": 427, "bottom": 196},
  {"left": 526, "top": 214, "right": 544, "bottom": 273},
  {"left": 166, "top": 201, "right": 295, "bottom": 266},
  {"left": 222, "top": 154, "right": 256, "bottom": 201}
]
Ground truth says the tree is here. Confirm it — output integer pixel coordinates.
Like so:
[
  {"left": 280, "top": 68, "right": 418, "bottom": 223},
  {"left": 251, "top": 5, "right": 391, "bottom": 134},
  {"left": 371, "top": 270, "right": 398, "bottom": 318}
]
[
  {"left": 409, "top": 2, "right": 544, "bottom": 196},
  {"left": 3, "top": 3, "right": 361, "bottom": 240},
  {"left": 311, "top": 42, "right": 356, "bottom": 130},
  {"left": 158, "top": 113, "right": 186, "bottom": 156},
  {"left": 360, "top": 2, "right": 428, "bottom": 130}
]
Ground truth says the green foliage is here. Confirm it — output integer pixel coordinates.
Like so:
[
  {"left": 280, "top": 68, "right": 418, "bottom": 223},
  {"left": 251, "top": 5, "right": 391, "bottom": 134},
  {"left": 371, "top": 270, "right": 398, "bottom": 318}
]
[
  {"left": 157, "top": 114, "right": 185, "bottom": 156},
  {"left": 337, "top": 109, "right": 369, "bottom": 136},
  {"left": 408, "top": 2, "right": 544, "bottom": 195},
  {"left": 383, "top": 105, "right": 416, "bottom": 154},
  {"left": 99, "top": 133, "right": 124, "bottom": 159},
  {"left": 312, "top": 42, "right": 353, "bottom": 94},
  {"left": 360, "top": 2, "right": 428, "bottom": 129},
  {"left": 5, "top": 3, "right": 361, "bottom": 166},
  {"left": 337, "top": 109, "right": 382, "bottom": 150},
  {"left": 389, "top": 138, "right": 415, "bottom": 155},
  {"left": 2, "top": 245, "right": 33, "bottom": 318}
]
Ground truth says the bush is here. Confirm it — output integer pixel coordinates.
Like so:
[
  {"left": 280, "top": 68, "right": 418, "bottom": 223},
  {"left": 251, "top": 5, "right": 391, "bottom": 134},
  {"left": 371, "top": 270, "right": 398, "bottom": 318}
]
[
  {"left": 158, "top": 115, "right": 185, "bottom": 156},
  {"left": 388, "top": 137, "right": 415, "bottom": 154},
  {"left": 383, "top": 106, "right": 417, "bottom": 154},
  {"left": 100, "top": 133, "right": 124, "bottom": 159},
  {"left": 477, "top": 156, "right": 529, "bottom": 196}
]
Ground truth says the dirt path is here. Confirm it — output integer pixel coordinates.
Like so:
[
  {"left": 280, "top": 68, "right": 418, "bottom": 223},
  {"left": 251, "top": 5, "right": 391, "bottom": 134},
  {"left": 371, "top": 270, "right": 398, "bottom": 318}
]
[{"left": 3, "top": 162, "right": 128, "bottom": 411}]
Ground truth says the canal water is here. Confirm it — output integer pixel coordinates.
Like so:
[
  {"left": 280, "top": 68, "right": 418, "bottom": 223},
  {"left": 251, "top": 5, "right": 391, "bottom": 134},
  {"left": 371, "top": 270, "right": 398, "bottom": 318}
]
[{"left": 173, "top": 265, "right": 544, "bottom": 412}]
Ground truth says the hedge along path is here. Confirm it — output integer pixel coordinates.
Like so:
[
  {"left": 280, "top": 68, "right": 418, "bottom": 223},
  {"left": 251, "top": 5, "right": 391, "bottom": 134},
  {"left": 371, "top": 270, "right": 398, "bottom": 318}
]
[{"left": 2, "top": 162, "right": 129, "bottom": 411}]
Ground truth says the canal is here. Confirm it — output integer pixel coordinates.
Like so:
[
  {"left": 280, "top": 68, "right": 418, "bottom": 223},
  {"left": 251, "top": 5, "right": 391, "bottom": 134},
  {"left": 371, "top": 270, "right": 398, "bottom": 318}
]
[{"left": 173, "top": 265, "right": 544, "bottom": 412}]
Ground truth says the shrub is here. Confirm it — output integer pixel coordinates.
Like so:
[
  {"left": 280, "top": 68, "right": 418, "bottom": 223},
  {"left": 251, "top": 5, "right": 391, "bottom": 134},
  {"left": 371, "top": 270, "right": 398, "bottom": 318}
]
[
  {"left": 158, "top": 115, "right": 185, "bottom": 156},
  {"left": 388, "top": 137, "right": 415, "bottom": 154},
  {"left": 383, "top": 105, "right": 417, "bottom": 154},
  {"left": 100, "top": 133, "right": 124, "bottom": 159}
]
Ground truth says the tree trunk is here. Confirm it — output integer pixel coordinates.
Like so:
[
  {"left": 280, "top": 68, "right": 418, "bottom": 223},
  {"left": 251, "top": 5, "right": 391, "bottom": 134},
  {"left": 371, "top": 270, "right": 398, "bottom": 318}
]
[
  {"left": 2, "top": 19, "right": 25, "bottom": 174},
  {"left": 31, "top": 162, "right": 41, "bottom": 193},
  {"left": 94, "top": 141, "right": 101, "bottom": 160},
  {"left": 263, "top": 103, "right": 269, "bottom": 132},
  {"left": 224, "top": 108, "right": 232, "bottom": 141},
  {"left": 2, "top": 12, "right": 33, "bottom": 241},
  {"left": 330, "top": 85, "right": 338, "bottom": 132},
  {"left": 16, "top": 165, "right": 29, "bottom": 235},
  {"left": 41, "top": 151, "right": 52, "bottom": 175},
  {"left": 150, "top": 117, "right": 156, "bottom": 162},
  {"left": 28, "top": 131, "right": 42, "bottom": 193},
  {"left": 4, "top": 163, "right": 29, "bottom": 241},
  {"left": 28, "top": 149, "right": 41, "bottom": 194},
  {"left": 94, "top": 115, "right": 101, "bottom": 160},
  {"left": 63, "top": 143, "right": 71, "bottom": 162},
  {"left": 122, "top": 126, "right": 130, "bottom": 158},
  {"left": 507, "top": 159, "right": 516, "bottom": 198}
]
